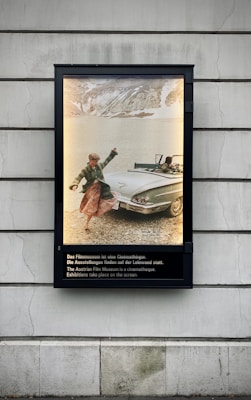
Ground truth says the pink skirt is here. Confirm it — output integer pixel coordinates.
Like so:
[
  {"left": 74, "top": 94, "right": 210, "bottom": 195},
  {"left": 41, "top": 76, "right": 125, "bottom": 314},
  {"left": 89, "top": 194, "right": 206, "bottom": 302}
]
[{"left": 79, "top": 182, "right": 117, "bottom": 217}]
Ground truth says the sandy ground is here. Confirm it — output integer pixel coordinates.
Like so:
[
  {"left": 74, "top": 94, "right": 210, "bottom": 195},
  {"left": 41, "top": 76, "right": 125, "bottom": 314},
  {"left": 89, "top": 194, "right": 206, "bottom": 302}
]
[{"left": 63, "top": 208, "right": 183, "bottom": 246}]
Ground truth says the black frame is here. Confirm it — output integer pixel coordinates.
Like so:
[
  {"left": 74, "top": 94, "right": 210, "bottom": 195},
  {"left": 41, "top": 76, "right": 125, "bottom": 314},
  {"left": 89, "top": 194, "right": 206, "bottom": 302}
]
[{"left": 54, "top": 64, "right": 193, "bottom": 288}]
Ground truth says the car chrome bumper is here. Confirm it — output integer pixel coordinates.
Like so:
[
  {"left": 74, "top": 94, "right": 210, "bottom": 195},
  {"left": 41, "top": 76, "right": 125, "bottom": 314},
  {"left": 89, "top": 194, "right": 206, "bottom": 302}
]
[{"left": 119, "top": 200, "right": 171, "bottom": 214}]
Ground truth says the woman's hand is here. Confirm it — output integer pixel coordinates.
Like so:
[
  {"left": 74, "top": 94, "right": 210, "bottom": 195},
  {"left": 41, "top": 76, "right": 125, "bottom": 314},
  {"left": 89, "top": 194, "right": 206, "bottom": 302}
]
[{"left": 112, "top": 147, "right": 117, "bottom": 153}]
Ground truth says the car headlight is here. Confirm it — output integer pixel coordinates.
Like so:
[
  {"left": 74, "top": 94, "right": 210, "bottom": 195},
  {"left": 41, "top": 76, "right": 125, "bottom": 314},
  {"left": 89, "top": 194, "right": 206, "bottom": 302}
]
[{"left": 132, "top": 195, "right": 152, "bottom": 205}]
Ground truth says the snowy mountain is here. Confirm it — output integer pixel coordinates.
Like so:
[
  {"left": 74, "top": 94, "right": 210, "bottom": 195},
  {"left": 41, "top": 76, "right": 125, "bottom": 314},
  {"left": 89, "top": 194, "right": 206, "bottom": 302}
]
[{"left": 63, "top": 77, "right": 183, "bottom": 119}]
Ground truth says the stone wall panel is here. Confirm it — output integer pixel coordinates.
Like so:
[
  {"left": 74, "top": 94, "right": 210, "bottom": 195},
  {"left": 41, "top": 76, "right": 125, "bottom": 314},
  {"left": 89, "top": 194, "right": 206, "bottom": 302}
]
[
  {"left": 1, "top": 0, "right": 251, "bottom": 32},
  {"left": 1, "top": 287, "right": 251, "bottom": 338},
  {"left": 1, "top": 33, "right": 251, "bottom": 79}
]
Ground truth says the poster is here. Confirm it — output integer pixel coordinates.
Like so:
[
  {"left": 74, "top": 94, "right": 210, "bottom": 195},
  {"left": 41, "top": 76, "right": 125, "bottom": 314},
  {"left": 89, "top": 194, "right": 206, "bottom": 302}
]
[{"left": 54, "top": 65, "right": 193, "bottom": 288}]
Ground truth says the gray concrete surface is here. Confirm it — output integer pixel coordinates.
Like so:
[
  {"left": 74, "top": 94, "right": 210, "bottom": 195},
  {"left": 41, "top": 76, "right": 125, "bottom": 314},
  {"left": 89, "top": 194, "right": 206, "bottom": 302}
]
[{"left": 5, "top": 397, "right": 251, "bottom": 400}]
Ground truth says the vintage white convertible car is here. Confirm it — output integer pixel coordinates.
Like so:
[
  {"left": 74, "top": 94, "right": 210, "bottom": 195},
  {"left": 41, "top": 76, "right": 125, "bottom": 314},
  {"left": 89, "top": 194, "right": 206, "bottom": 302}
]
[{"left": 106, "top": 155, "right": 183, "bottom": 217}]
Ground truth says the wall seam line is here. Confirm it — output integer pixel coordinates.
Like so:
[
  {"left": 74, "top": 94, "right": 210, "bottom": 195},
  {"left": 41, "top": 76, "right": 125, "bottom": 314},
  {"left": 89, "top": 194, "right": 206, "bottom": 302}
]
[
  {"left": 1, "top": 283, "right": 251, "bottom": 288},
  {"left": 1, "top": 336, "right": 251, "bottom": 341},
  {"left": 1, "top": 30, "right": 251, "bottom": 34}
]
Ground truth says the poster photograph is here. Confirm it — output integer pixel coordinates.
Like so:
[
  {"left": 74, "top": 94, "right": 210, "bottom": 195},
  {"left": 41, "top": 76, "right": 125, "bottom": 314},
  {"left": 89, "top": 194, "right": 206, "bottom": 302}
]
[{"left": 54, "top": 65, "right": 193, "bottom": 288}]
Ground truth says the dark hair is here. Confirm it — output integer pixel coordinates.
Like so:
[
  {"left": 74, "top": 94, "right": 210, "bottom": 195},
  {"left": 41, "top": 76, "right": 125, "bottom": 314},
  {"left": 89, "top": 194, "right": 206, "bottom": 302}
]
[{"left": 165, "top": 156, "right": 172, "bottom": 165}]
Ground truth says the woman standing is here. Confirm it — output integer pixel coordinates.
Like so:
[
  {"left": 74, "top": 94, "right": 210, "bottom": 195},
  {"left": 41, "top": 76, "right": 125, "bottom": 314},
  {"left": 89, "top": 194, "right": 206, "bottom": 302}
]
[{"left": 69, "top": 148, "right": 118, "bottom": 230}]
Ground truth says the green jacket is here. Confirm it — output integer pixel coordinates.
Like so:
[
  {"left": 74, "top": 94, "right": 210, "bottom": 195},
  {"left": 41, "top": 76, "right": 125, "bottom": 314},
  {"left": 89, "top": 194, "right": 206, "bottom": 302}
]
[{"left": 69, "top": 149, "right": 117, "bottom": 199}]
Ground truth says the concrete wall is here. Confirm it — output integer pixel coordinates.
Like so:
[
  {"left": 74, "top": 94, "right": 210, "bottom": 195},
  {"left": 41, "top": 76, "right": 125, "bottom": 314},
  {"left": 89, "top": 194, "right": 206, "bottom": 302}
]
[{"left": 0, "top": 0, "right": 251, "bottom": 396}]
